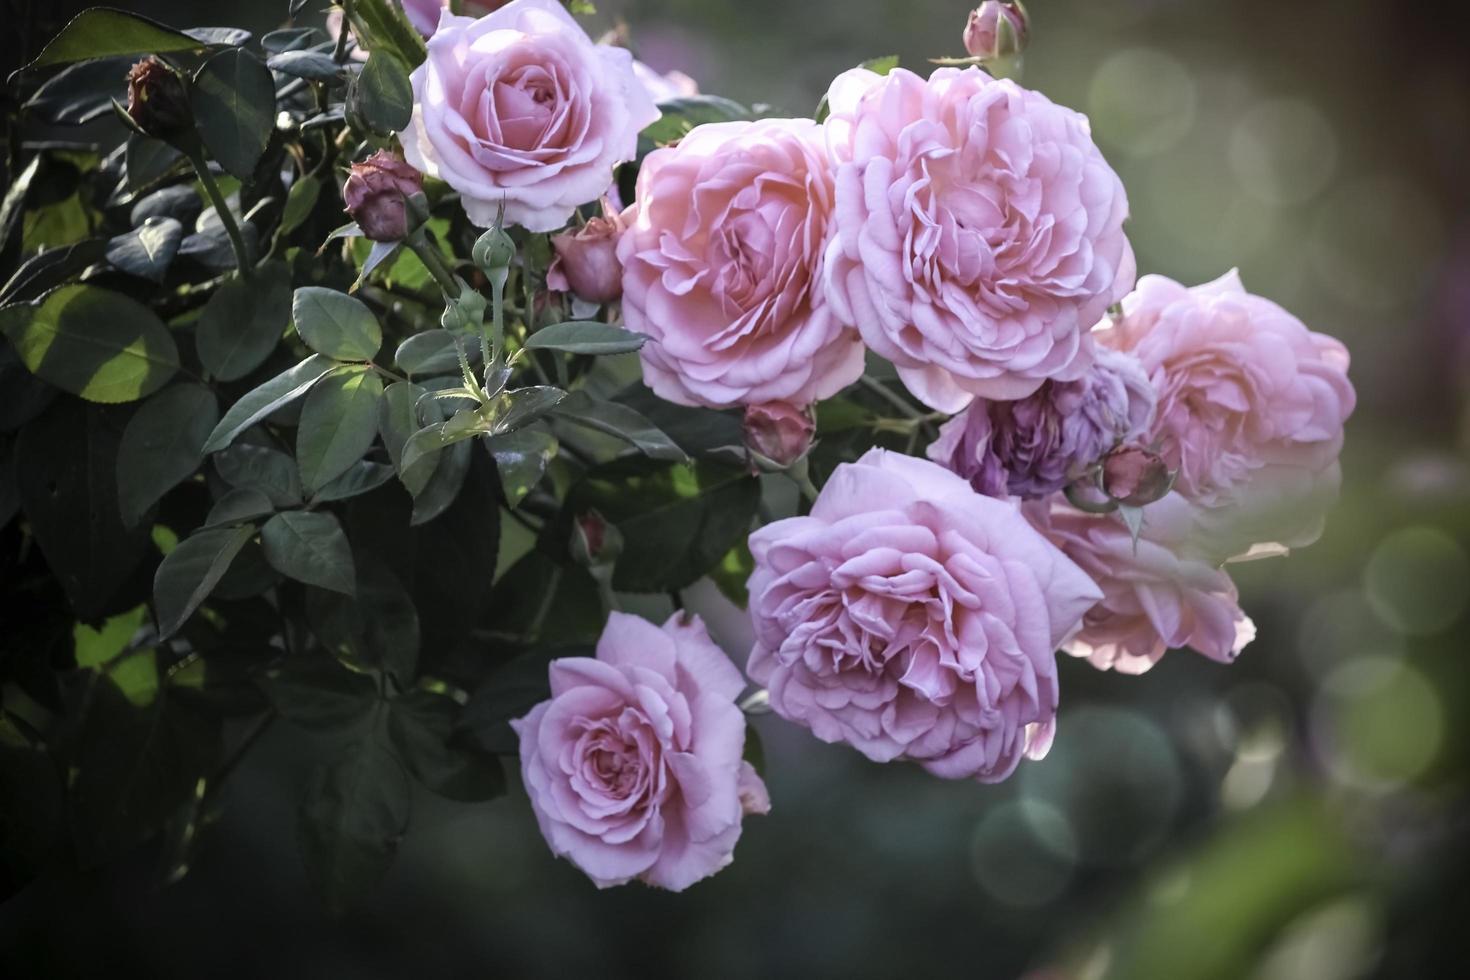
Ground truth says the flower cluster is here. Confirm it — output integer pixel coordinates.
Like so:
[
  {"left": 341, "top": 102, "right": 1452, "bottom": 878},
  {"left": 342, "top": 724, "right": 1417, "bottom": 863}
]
[{"left": 376, "top": 0, "right": 1353, "bottom": 891}]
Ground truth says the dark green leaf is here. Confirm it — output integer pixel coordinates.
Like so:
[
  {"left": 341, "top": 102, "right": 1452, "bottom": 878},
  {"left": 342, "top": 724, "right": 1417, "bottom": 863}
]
[
  {"left": 0, "top": 239, "right": 109, "bottom": 306},
  {"left": 116, "top": 382, "right": 218, "bottom": 527},
  {"left": 462, "top": 648, "right": 561, "bottom": 754},
  {"left": 204, "top": 486, "right": 273, "bottom": 527},
  {"left": 183, "top": 27, "right": 252, "bottom": 46},
  {"left": 260, "top": 655, "right": 377, "bottom": 734},
  {"left": 297, "top": 368, "right": 385, "bottom": 493},
  {"left": 409, "top": 451, "right": 500, "bottom": 660},
  {"left": 104, "top": 216, "right": 182, "bottom": 282},
  {"left": 378, "top": 380, "right": 420, "bottom": 471},
  {"left": 641, "top": 95, "right": 751, "bottom": 145},
  {"left": 394, "top": 330, "right": 466, "bottom": 376},
  {"left": 552, "top": 389, "right": 687, "bottom": 462},
  {"left": 524, "top": 321, "right": 646, "bottom": 356},
  {"left": 291, "top": 286, "right": 382, "bottom": 360},
  {"left": 266, "top": 50, "right": 343, "bottom": 81},
  {"left": 484, "top": 426, "right": 556, "bottom": 507},
  {"left": 190, "top": 48, "right": 277, "bottom": 180},
  {"left": 215, "top": 443, "right": 303, "bottom": 507},
  {"left": 202, "top": 355, "right": 337, "bottom": 453},
  {"left": 261, "top": 510, "right": 355, "bottom": 595},
  {"left": 614, "top": 382, "right": 745, "bottom": 459},
  {"left": 411, "top": 437, "right": 469, "bottom": 527},
  {"left": 307, "top": 556, "right": 418, "bottom": 682},
  {"left": 196, "top": 260, "right": 292, "bottom": 381},
  {"left": 15, "top": 400, "right": 151, "bottom": 618},
  {"left": 346, "top": 0, "right": 428, "bottom": 69},
  {"left": 23, "top": 57, "right": 129, "bottom": 125},
  {"left": 312, "top": 460, "right": 394, "bottom": 504},
  {"left": 153, "top": 524, "right": 255, "bottom": 637},
  {"left": 496, "top": 385, "right": 567, "bottom": 434},
  {"left": 125, "top": 135, "right": 185, "bottom": 193},
  {"left": 298, "top": 735, "right": 411, "bottom": 913},
  {"left": 351, "top": 52, "right": 413, "bottom": 135},
  {"left": 387, "top": 691, "right": 503, "bottom": 802},
  {"left": 24, "top": 9, "right": 203, "bottom": 70},
  {"left": 567, "top": 458, "right": 760, "bottom": 592},
  {"left": 277, "top": 176, "right": 322, "bottom": 238},
  {"left": 1, "top": 284, "right": 179, "bottom": 403}
]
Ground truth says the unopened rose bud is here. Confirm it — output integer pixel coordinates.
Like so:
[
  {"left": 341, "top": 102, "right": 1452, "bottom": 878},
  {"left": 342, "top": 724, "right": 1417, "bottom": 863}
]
[
  {"left": 343, "top": 151, "right": 423, "bottom": 242},
  {"left": 1101, "top": 446, "right": 1173, "bottom": 506},
  {"left": 125, "top": 57, "right": 191, "bottom": 139},
  {"left": 548, "top": 210, "right": 625, "bottom": 304},
  {"left": 963, "top": 2, "right": 1029, "bottom": 60},
  {"left": 571, "top": 509, "right": 623, "bottom": 569},
  {"left": 743, "top": 402, "right": 815, "bottom": 470}
]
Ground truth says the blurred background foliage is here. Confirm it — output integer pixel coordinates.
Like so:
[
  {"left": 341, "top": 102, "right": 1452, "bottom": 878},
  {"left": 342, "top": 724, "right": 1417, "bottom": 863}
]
[{"left": 3, "top": 0, "right": 1469, "bottom": 977}]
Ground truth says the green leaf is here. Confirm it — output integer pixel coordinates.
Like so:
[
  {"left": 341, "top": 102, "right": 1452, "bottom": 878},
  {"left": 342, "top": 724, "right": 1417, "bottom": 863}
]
[
  {"left": 291, "top": 287, "right": 382, "bottom": 361},
  {"left": 351, "top": 52, "right": 413, "bottom": 135},
  {"left": 261, "top": 510, "right": 355, "bottom": 595},
  {"left": 398, "top": 422, "right": 446, "bottom": 497},
  {"left": 190, "top": 48, "right": 277, "bottom": 181},
  {"left": 298, "top": 734, "right": 412, "bottom": 913},
  {"left": 411, "top": 438, "right": 470, "bottom": 527},
  {"left": 116, "top": 382, "right": 218, "bottom": 527},
  {"left": 614, "top": 383, "right": 745, "bottom": 460},
  {"left": 297, "top": 368, "right": 385, "bottom": 493},
  {"left": 347, "top": 0, "right": 428, "bottom": 68},
  {"left": 104, "top": 216, "right": 181, "bottom": 282},
  {"left": 152, "top": 524, "right": 255, "bottom": 637},
  {"left": 260, "top": 655, "right": 377, "bottom": 734},
  {"left": 1, "top": 239, "right": 109, "bottom": 307},
  {"left": 204, "top": 487, "right": 273, "bottom": 527},
  {"left": 552, "top": 389, "right": 688, "bottom": 462},
  {"left": 215, "top": 443, "right": 303, "bottom": 507},
  {"left": 378, "top": 380, "right": 421, "bottom": 471},
  {"left": 311, "top": 460, "right": 394, "bottom": 504},
  {"left": 1, "top": 284, "right": 179, "bottom": 403},
  {"left": 387, "top": 691, "right": 504, "bottom": 802},
  {"left": 277, "top": 176, "right": 322, "bottom": 238},
  {"left": 484, "top": 426, "right": 556, "bottom": 507},
  {"left": 567, "top": 458, "right": 760, "bottom": 592},
  {"left": 24, "top": 8, "right": 203, "bottom": 70},
  {"left": 23, "top": 57, "right": 129, "bottom": 125},
  {"left": 641, "top": 95, "right": 751, "bottom": 145},
  {"left": 125, "top": 135, "right": 185, "bottom": 193},
  {"left": 523, "top": 321, "right": 646, "bottom": 356},
  {"left": 394, "top": 330, "right": 466, "bottom": 377},
  {"left": 462, "top": 647, "right": 564, "bottom": 754},
  {"left": 14, "top": 400, "right": 151, "bottom": 619},
  {"left": 307, "top": 556, "right": 418, "bottom": 682},
  {"left": 202, "top": 354, "right": 337, "bottom": 453},
  {"left": 266, "top": 50, "right": 343, "bottom": 81},
  {"left": 196, "top": 260, "right": 292, "bottom": 382}
]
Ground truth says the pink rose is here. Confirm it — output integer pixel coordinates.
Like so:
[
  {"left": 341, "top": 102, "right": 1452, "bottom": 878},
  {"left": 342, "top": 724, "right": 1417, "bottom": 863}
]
[
  {"left": 400, "top": 0, "right": 660, "bottom": 232},
  {"left": 746, "top": 449, "right": 1101, "bottom": 782},
  {"left": 631, "top": 59, "right": 699, "bottom": 104},
  {"left": 1025, "top": 494, "right": 1256, "bottom": 674},
  {"left": 963, "top": 2, "right": 1029, "bottom": 60},
  {"left": 342, "top": 150, "right": 423, "bottom": 242},
  {"left": 620, "top": 117, "right": 864, "bottom": 408},
  {"left": 822, "top": 66, "right": 1135, "bottom": 411},
  {"left": 1100, "top": 270, "right": 1356, "bottom": 557},
  {"left": 547, "top": 202, "right": 625, "bottom": 303},
  {"left": 513, "top": 612, "right": 768, "bottom": 891},
  {"left": 743, "top": 401, "right": 816, "bottom": 468}
]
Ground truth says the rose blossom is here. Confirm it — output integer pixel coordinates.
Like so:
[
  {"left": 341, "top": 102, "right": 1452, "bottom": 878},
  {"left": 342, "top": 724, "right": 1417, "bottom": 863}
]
[
  {"left": 746, "top": 449, "right": 1101, "bottom": 783},
  {"left": 1025, "top": 493, "right": 1256, "bottom": 674},
  {"left": 513, "top": 611, "right": 768, "bottom": 891},
  {"left": 620, "top": 117, "right": 864, "bottom": 408},
  {"left": 343, "top": 150, "right": 423, "bottom": 242},
  {"left": 547, "top": 202, "right": 624, "bottom": 303},
  {"left": 822, "top": 66, "right": 1135, "bottom": 412},
  {"left": 964, "top": 2, "right": 1029, "bottom": 60},
  {"left": 743, "top": 401, "right": 815, "bottom": 468},
  {"left": 631, "top": 59, "right": 699, "bottom": 103},
  {"left": 1099, "top": 270, "right": 1355, "bottom": 557},
  {"left": 927, "top": 345, "right": 1156, "bottom": 498},
  {"left": 400, "top": 0, "right": 660, "bottom": 232}
]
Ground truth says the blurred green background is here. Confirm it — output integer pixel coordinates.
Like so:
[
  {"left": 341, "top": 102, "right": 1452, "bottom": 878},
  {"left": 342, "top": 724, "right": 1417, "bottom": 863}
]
[{"left": 3, "top": 1, "right": 1469, "bottom": 977}]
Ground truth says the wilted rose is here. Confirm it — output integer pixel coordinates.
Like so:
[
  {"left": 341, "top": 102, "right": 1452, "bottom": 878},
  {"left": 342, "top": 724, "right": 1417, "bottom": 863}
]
[
  {"left": 125, "top": 57, "right": 190, "bottom": 139},
  {"left": 342, "top": 151, "right": 423, "bottom": 242}
]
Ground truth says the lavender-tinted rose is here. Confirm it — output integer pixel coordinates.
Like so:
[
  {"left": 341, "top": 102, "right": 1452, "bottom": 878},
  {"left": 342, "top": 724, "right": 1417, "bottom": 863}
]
[
  {"left": 513, "top": 612, "right": 767, "bottom": 891},
  {"left": 1100, "top": 270, "right": 1356, "bottom": 557},
  {"left": 547, "top": 204, "right": 625, "bottom": 303},
  {"left": 822, "top": 66, "right": 1135, "bottom": 412},
  {"left": 743, "top": 402, "right": 815, "bottom": 468},
  {"left": 927, "top": 345, "right": 1156, "bottom": 498},
  {"left": 620, "top": 117, "right": 864, "bottom": 408},
  {"left": 746, "top": 449, "right": 1101, "bottom": 783},
  {"left": 400, "top": 0, "right": 660, "bottom": 232},
  {"left": 963, "top": 2, "right": 1029, "bottom": 60},
  {"left": 1025, "top": 493, "right": 1256, "bottom": 674}
]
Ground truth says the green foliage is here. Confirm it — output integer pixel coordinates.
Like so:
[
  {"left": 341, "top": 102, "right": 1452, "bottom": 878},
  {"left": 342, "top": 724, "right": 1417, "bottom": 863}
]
[
  {"left": 189, "top": 48, "right": 277, "bottom": 181},
  {"left": 23, "top": 8, "right": 202, "bottom": 69},
  {"left": 523, "top": 321, "right": 646, "bottom": 355},
  {"left": 351, "top": 53, "right": 414, "bottom": 136}
]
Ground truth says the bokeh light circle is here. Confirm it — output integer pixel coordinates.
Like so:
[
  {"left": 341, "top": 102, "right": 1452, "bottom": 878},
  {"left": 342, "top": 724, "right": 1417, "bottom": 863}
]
[
  {"left": 1229, "top": 98, "right": 1339, "bottom": 205},
  {"left": 1088, "top": 48, "right": 1197, "bottom": 157},
  {"left": 1363, "top": 526, "right": 1470, "bottom": 636},
  {"left": 1314, "top": 657, "right": 1444, "bottom": 790},
  {"left": 969, "top": 800, "right": 1078, "bottom": 909}
]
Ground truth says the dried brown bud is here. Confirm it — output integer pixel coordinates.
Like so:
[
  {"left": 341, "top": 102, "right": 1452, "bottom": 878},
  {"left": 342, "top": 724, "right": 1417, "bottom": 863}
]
[{"left": 125, "top": 57, "right": 191, "bottom": 139}]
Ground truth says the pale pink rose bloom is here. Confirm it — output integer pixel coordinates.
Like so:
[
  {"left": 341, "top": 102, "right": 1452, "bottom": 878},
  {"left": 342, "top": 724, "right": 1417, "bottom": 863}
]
[
  {"left": 822, "top": 66, "right": 1135, "bottom": 412},
  {"left": 1099, "top": 270, "right": 1356, "bottom": 557},
  {"left": 400, "top": 0, "right": 660, "bottom": 232},
  {"left": 746, "top": 449, "right": 1101, "bottom": 783},
  {"left": 513, "top": 612, "right": 767, "bottom": 891},
  {"left": 1025, "top": 494, "right": 1255, "bottom": 674},
  {"left": 631, "top": 59, "right": 699, "bottom": 103},
  {"left": 620, "top": 117, "right": 865, "bottom": 408}
]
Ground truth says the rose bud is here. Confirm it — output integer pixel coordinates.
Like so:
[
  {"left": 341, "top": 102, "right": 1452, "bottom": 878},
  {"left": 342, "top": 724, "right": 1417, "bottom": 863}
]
[
  {"left": 125, "top": 57, "right": 191, "bottom": 140},
  {"left": 963, "top": 2, "right": 1030, "bottom": 60},
  {"left": 571, "top": 509, "right": 623, "bottom": 570},
  {"left": 743, "top": 402, "right": 815, "bottom": 470},
  {"left": 547, "top": 206, "right": 626, "bottom": 305},
  {"left": 342, "top": 150, "right": 423, "bottom": 242},
  {"left": 1101, "top": 446, "right": 1174, "bottom": 507}
]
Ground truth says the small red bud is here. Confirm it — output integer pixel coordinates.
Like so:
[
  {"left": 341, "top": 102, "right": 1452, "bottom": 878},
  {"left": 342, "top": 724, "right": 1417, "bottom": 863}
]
[{"left": 125, "top": 57, "right": 191, "bottom": 139}]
